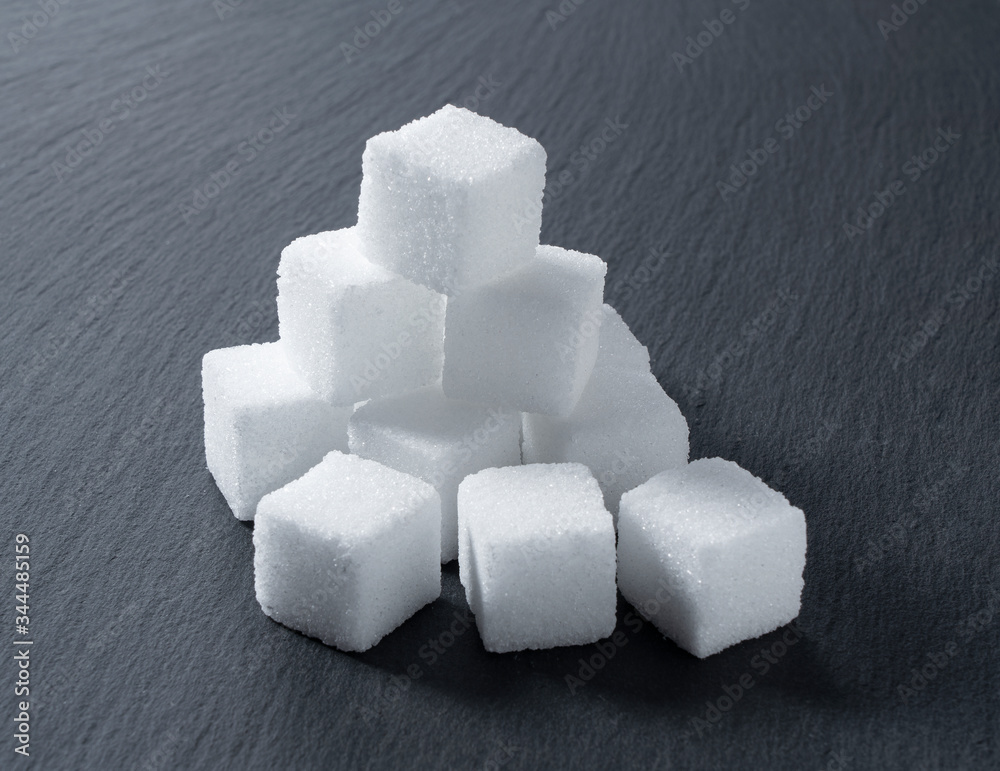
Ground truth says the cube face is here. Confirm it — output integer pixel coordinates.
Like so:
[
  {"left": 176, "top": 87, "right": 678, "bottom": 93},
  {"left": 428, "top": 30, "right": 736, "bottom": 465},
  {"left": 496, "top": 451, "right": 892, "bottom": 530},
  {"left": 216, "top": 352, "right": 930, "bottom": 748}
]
[
  {"left": 458, "top": 463, "right": 617, "bottom": 652},
  {"left": 253, "top": 451, "right": 441, "bottom": 652},
  {"left": 523, "top": 370, "right": 689, "bottom": 516},
  {"left": 617, "top": 458, "right": 807, "bottom": 658},
  {"left": 588, "top": 304, "right": 650, "bottom": 372},
  {"left": 348, "top": 387, "right": 522, "bottom": 564},
  {"left": 252, "top": 512, "right": 362, "bottom": 646},
  {"left": 202, "top": 342, "right": 350, "bottom": 521},
  {"left": 469, "top": 530, "right": 616, "bottom": 652},
  {"left": 442, "top": 245, "right": 607, "bottom": 416},
  {"left": 522, "top": 306, "right": 688, "bottom": 516},
  {"left": 357, "top": 105, "right": 545, "bottom": 295},
  {"left": 276, "top": 228, "right": 445, "bottom": 405}
]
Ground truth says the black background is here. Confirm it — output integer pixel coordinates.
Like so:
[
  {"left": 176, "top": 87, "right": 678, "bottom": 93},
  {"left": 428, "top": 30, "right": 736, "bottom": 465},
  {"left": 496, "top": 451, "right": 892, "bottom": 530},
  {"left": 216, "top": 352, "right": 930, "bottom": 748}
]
[{"left": 2, "top": 0, "right": 998, "bottom": 768}]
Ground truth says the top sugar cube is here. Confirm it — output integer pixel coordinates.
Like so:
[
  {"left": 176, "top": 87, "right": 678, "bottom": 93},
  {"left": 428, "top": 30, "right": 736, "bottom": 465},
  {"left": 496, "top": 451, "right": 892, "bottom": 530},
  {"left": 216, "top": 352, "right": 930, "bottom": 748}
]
[{"left": 357, "top": 105, "right": 546, "bottom": 295}]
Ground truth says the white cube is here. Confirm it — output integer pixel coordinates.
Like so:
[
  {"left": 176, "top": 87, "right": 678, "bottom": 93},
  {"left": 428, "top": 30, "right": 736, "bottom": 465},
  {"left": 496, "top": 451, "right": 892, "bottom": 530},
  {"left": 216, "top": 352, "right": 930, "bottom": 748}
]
[
  {"left": 253, "top": 451, "right": 441, "bottom": 652},
  {"left": 522, "top": 305, "right": 689, "bottom": 517},
  {"left": 277, "top": 227, "right": 445, "bottom": 405},
  {"left": 617, "top": 458, "right": 807, "bottom": 658},
  {"left": 348, "top": 386, "right": 522, "bottom": 564},
  {"left": 202, "top": 342, "right": 350, "bottom": 520},
  {"left": 442, "top": 245, "right": 607, "bottom": 416},
  {"left": 357, "top": 105, "right": 546, "bottom": 295},
  {"left": 458, "top": 463, "right": 617, "bottom": 652}
]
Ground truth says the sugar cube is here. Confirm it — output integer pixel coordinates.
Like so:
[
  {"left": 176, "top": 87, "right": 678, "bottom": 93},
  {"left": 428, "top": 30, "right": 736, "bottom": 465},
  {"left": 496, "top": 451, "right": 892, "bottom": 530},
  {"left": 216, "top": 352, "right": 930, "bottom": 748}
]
[
  {"left": 254, "top": 451, "right": 441, "bottom": 651},
  {"left": 458, "top": 463, "right": 617, "bottom": 652},
  {"left": 586, "top": 303, "right": 650, "bottom": 372},
  {"left": 349, "top": 387, "right": 521, "bottom": 563},
  {"left": 442, "top": 245, "right": 607, "bottom": 416},
  {"left": 522, "top": 304, "right": 688, "bottom": 516},
  {"left": 202, "top": 341, "right": 350, "bottom": 521},
  {"left": 617, "top": 458, "right": 807, "bottom": 658},
  {"left": 277, "top": 227, "right": 445, "bottom": 405},
  {"left": 357, "top": 105, "right": 546, "bottom": 295}
]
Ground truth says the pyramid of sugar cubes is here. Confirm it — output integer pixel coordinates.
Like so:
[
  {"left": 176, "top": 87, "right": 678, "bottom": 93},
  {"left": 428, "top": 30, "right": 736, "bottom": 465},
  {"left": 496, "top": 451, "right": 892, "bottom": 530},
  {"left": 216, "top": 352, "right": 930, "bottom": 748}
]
[{"left": 202, "top": 106, "right": 806, "bottom": 657}]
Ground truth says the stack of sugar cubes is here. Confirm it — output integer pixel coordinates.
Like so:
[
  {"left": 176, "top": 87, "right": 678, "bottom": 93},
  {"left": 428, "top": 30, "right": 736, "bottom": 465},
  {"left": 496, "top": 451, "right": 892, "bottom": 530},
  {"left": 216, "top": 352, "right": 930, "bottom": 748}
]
[{"left": 202, "top": 106, "right": 806, "bottom": 657}]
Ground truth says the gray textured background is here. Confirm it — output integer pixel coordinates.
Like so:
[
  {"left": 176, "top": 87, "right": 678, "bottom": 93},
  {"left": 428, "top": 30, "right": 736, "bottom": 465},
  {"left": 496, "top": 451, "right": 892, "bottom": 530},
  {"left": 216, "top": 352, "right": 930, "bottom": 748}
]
[{"left": 2, "top": 0, "right": 998, "bottom": 768}]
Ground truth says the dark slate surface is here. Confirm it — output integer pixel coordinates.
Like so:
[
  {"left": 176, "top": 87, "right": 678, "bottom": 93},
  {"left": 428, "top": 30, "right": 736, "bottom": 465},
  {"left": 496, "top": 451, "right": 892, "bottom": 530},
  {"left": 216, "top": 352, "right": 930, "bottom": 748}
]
[{"left": 2, "top": 0, "right": 998, "bottom": 768}]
